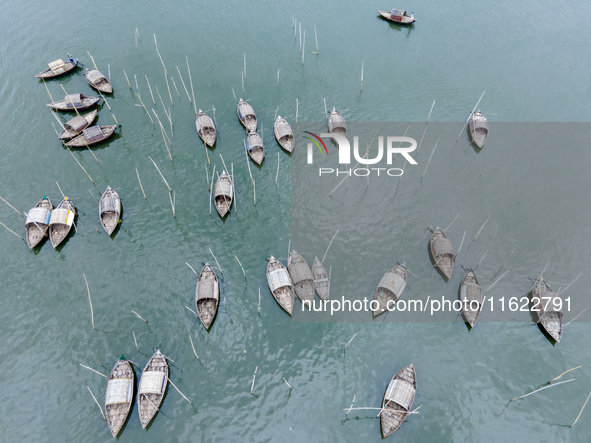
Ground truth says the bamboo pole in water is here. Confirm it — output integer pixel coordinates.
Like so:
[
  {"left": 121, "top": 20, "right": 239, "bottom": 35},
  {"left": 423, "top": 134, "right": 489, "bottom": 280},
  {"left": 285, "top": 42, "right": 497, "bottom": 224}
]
[
  {"left": 145, "top": 75, "right": 156, "bottom": 104},
  {"left": 176, "top": 66, "right": 192, "bottom": 103},
  {"left": 136, "top": 168, "right": 147, "bottom": 199},
  {"left": 250, "top": 366, "right": 258, "bottom": 394},
  {"left": 87, "top": 386, "right": 106, "bottom": 420},
  {"left": 149, "top": 157, "right": 172, "bottom": 192},
  {"left": 83, "top": 273, "right": 95, "bottom": 330}
]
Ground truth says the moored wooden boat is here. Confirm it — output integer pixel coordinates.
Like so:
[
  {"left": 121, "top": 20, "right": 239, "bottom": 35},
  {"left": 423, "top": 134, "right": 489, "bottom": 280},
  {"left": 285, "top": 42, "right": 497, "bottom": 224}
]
[
  {"left": 381, "top": 363, "right": 417, "bottom": 438},
  {"left": 378, "top": 9, "right": 417, "bottom": 25},
  {"left": 311, "top": 257, "right": 329, "bottom": 300},
  {"left": 99, "top": 186, "right": 121, "bottom": 236},
  {"left": 327, "top": 107, "right": 347, "bottom": 135},
  {"left": 58, "top": 110, "right": 98, "bottom": 140},
  {"left": 429, "top": 227, "right": 454, "bottom": 280},
  {"left": 274, "top": 116, "right": 294, "bottom": 153},
  {"left": 65, "top": 125, "right": 117, "bottom": 147},
  {"left": 213, "top": 171, "right": 234, "bottom": 217},
  {"left": 195, "top": 263, "right": 219, "bottom": 330},
  {"left": 287, "top": 250, "right": 315, "bottom": 304},
  {"left": 237, "top": 98, "right": 257, "bottom": 132},
  {"left": 25, "top": 196, "right": 52, "bottom": 249},
  {"left": 246, "top": 131, "right": 265, "bottom": 165},
  {"left": 266, "top": 256, "right": 295, "bottom": 315},
  {"left": 530, "top": 276, "right": 563, "bottom": 342},
  {"left": 137, "top": 350, "right": 168, "bottom": 429},
  {"left": 195, "top": 109, "right": 216, "bottom": 147},
  {"left": 469, "top": 110, "right": 489, "bottom": 148},
  {"left": 105, "top": 357, "right": 134, "bottom": 438},
  {"left": 372, "top": 263, "right": 407, "bottom": 317},
  {"left": 35, "top": 55, "right": 78, "bottom": 78},
  {"left": 48, "top": 197, "right": 75, "bottom": 248},
  {"left": 85, "top": 68, "right": 113, "bottom": 94},
  {"left": 48, "top": 93, "right": 100, "bottom": 111},
  {"left": 459, "top": 269, "right": 482, "bottom": 327}
]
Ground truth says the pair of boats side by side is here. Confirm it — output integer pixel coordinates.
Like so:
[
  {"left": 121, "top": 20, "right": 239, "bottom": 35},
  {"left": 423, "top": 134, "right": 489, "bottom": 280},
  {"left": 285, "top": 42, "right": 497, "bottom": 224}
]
[
  {"left": 25, "top": 187, "right": 121, "bottom": 249},
  {"left": 35, "top": 56, "right": 113, "bottom": 94}
]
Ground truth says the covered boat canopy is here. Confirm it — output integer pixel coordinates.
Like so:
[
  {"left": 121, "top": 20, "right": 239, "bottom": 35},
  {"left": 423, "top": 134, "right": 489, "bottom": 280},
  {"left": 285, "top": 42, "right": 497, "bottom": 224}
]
[
  {"left": 64, "top": 94, "right": 83, "bottom": 108},
  {"left": 138, "top": 371, "right": 166, "bottom": 395},
  {"left": 379, "top": 273, "right": 406, "bottom": 295},
  {"left": 275, "top": 120, "right": 293, "bottom": 139},
  {"left": 215, "top": 178, "right": 234, "bottom": 199},
  {"left": 83, "top": 126, "right": 104, "bottom": 143},
  {"left": 105, "top": 378, "right": 134, "bottom": 405},
  {"left": 432, "top": 237, "right": 454, "bottom": 256},
  {"left": 49, "top": 208, "right": 75, "bottom": 227},
  {"left": 26, "top": 207, "right": 51, "bottom": 225},
  {"left": 64, "top": 115, "right": 88, "bottom": 132},
  {"left": 49, "top": 59, "right": 66, "bottom": 70},
  {"left": 99, "top": 191, "right": 120, "bottom": 214},
  {"left": 86, "top": 69, "right": 106, "bottom": 84},
  {"left": 196, "top": 280, "right": 220, "bottom": 301},
  {"left": 238, "top": 101, "right": 255, "bottom": 120},
  {"left": 268, "top": 269, "right": 292, "bottom": 292},
  {"left": 385, "top": 379, "right": 415, "bottom": 410},
  {"left": 391, "top": 9, "right": 407, "bottom": 17}
]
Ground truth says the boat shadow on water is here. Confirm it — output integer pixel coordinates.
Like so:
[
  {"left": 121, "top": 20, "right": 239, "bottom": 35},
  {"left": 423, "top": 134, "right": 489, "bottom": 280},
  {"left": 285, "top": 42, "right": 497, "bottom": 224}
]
[
  {"left": 526, "top": 293, "right": 560, "bottom": 346},
  {"left": 377, "top": 17, "right": 416, "bottom": 37}
]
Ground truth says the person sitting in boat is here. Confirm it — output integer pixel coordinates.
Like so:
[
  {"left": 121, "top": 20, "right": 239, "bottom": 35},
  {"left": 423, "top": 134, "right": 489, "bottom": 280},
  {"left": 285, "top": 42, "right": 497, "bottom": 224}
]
[
  {"left": 68, "top": 54, "right": 75, "bottom": 63},
  {"left": 410, "top": 12, "right": 415, "bottom": 20}
]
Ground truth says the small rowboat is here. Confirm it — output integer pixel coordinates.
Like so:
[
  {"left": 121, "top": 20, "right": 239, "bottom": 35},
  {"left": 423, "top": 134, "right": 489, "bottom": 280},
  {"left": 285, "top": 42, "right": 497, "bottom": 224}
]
[
  {"left": 195, "top": 263, "right": 219, "bottom": 330},
  {"left": 25, "top": 196, "right": 52, "bottom": 249},
  {"left": 430, "top": 227, "right": 454, "bottom": 280},
  {"left": 85, "top": 68, "right": 113, "bottom": 94},
  {"left": 327, "top": 107, "right": 346, "bottom": 135},
  {"left": 237, "top": 98, "right": 257, "bottom": 132},
  {"left": 58, "top": 110, "right": 98, "bottom": 140},
  {"left": 530, "top": 276, "right": 564, "bottom": 342},
  {"left": 311, "top": 257, "right": 329, "bottom": 300},
  {"left": 105, "top": 357, "right": 134, "bottom": 438},
  {"left": 274, "top": 116, "right": 294, "bottom": 153},
  {"left": 372, "top": 263, "right": 407, "bottom": 317},
  {"left": 49, "top": 197, "right": 75, "bottom": 248},
  {"left": 138, "top": 350, "right": 168, "bottom": 429},
  {"left": 459, "top": 269, "right": 482, "bottom": 327},
  {"left": 214, "top": 171, "right": 234, "bottom": 217},
  {"left": 48, "top": 93, "right": 100, "bottom": 111},
  {"left": 99, "top": 186, "right": 121, "bottom": 235},
  {"left": 246, "top": 132, "right": 265, "bottom": 165},
  {"left": 35, "top": 56, "right": 78, "bottom": 79},
  {"left": 381, "top": 364, "right": 417, "bottom": 438},
  {"left": 378, "top": 9, "right": 417, "bottom": 25},
  {"left": 287, "top": 250, "right": 315, "bottom": 304},
  {"left": 196, "top": 109, "right": 216, "bottom": 147},
  {"left": 65, "top": 125, "right": 117, "bottom": 147},
  {"left": 469, "top": 110, "right": 489, "bottom": 148},
  {"left": 266, "top": 256, "right": 295, "bottom": 315}
]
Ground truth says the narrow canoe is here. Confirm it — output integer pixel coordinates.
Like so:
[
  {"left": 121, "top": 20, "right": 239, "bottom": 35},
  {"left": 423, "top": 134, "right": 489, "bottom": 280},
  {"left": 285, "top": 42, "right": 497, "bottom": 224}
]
[
  {"left": 327, "top": 107, "right": 346, "bottom": 135},
  {"left": 377, "top": 9, "right": 417, "bottom": 25},
  {"left": 25, "top": 196, "right": 52, "bottom": 249},
  {"left": 266, "top": 256, "right": 295, "bottom": 315},
  {"left": 48, "top": 197, "right": 75, "bottom": 248},
  {"left": 35, "top": 56, "right": 78, "bottom": 78},
  {"left": 274, "top": 115, "right": 294, "bottom": 153},
  {"left": 195, "top": 263, "right": 219, "bottom": 330},
  {"left": 530, "top": 276, "right": 564, "bottom": 342},
  {"left": 469, "top": 110, "right": 489, "bottom": 148},
  {"left": 58, "top": 110, "right": 98, "bottom": 140},
  {"left": 85, "top": 68, "right": 113, "bottom": 94},
  {"left": 105, "top": 357, "right": 134, "bottom": 438},
  {"left": 137, "top": 350, "right": 168, "bottom": 429},
  {"left": 237, "top": 98, "right": 257, "bottom": 132},
  {"left": 99, "top": 186, "right": 121, "bottom": 236},
  {"left": 429, "top": 227, "right": 454, "bottom": 280},
  {"left": 459, "top": 269, "right": 482, "bottom": 327},
  {"left": 48, "top": 93, "right": 100, "bottom": 111},
  {"left": 196, "top": 109, "right": 216, "bottom": 147},
  {"left": 213, "top": 171, "right": 233, "bottom": 217},
  {"left": 287, "top": 250, "right": 315, "bottom": 304},
  {"left": 311, "top": 257, "right": 329, "bottom": 300},
  {"left": 246, "top": 132, "right": 265, "bottom": 165},
  {"left": 65, "top": 125, "right": 117, "bottom": 147},
  {"left": 373, "top": 263, "right": 407, "bottom": 317},
  {"left": 381, "top": 364, "right": 417, "bottom": 438}
]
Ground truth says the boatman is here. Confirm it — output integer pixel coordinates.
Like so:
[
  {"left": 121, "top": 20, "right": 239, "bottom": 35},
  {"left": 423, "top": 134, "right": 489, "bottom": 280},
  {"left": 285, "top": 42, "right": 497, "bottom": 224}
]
[{"left": 410, "top": 12, "right": 415, "bottom": 20}]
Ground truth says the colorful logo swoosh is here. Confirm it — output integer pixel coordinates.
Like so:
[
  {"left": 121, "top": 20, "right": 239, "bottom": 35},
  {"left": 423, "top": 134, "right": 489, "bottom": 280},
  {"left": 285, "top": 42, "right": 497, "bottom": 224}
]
[{"left": 303, "top": 131, "right": 328, "bottom": 155}]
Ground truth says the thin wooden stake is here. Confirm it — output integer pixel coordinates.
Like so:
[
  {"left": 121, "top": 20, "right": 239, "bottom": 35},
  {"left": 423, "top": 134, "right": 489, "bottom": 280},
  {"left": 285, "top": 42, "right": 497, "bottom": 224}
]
[
  {"left": 344, "top": 332, "right": 358, "bottom": 349},
  {"left": 572, "top": 390, "right": 591, "bottom": 427},
  {"left": 421, "top": 139, "right": 440, "bottom": 181},
  {"left": 189, "top": 334, "right": 200, "bottom": 361},
  {"left": 511, "top": 378, "right": 574, "bottom": 401},
  {"left": 276, "top": 69, "right": 280, "bottom": 88},
  {"left": 131, "top": 310, "right": 148, "bottom": 323},
  {"left": 483, "top": 270, "right": 509, "bottom": 295},
  {"left": 133, "top": 331, "right": 139, "bottom": 351},
  {"left": 275, "top": 152, "right": 280, "bottom": 184},
  {"left": 296, "top": 98, "right": 299, "bottom": 123},
  {"left": 80, "top": 364, "right": 107, "bottom": 378},
  {"left": 145, "top": 75, "right": 156, "bottom": 104},
  {"left": 360, "top": 60, "right": 364, "bottom": 92},
  {"left": 87, "top": 386, "right": 106, "bottom": 420},
  {"left": 235, "top": 255, "right": 246, "bottom": 278},
  {"left": 258, "top": 287, "right": 261, "bottom": 313},
  {"left": 209, "top": 165, "right": 215, "bottom": 215},
  {"left": 83, "top": 273, "right": 95, "bottom": 330},
  {"left": 136, "top": 168, "right": 147, "bottom": 199},
  {"left": 0, "top": 197, "right": 21, "bottom": 217},
  {"left": 475, "top": 250, "right": 488, "bottom": 271},
  {"left": 558, "top": 273, "right": 583, "bottom": 296},
  {"left": 565, "top": 307, "right": 589, "bottom": 326},
  {"left": 167, "top": 377, "right": 192, "bottom": 404},
  {"left": 302, "top": 30, "right": 305, "bottom": 65},
  {"left": 186, "top": 56, "right": 197, "bottom": 115},
  {"left": 314, "top": 24, "right": 318, "bottom": 51},
  {"left": 322, "top": 229, "right": 339, "bottom": 263},
  {"left": 209, "top": 247, "right": 223, "bottom": 274},
  {"left": 149, "top": 156, "right": 172, "bottom": 192},
  {"left": 550, "top": 366, "right": 582, "bottom": 382},
  {"left": 170, "top": 76, "right": 180, "bottom": 98},
  {"left": 346, "top": 395, "right": 356, "bottom": 414},
  {"left": 123, "top": 69, "right": 131, "bottom": 88},
  {"left": 251, "top": 366, "right": 258, "bottom": 394},
  {"left": 457, "top": 91, "right": 486, "bottom": 141},
  {"left": 417, "top": 99, "right": 436, "bottom": 153},
  {"left": 444, "top": 213, "right": 460, "bottom": 231},
  {"left": 473, "top": 218, "right": 489, "bottom": 242},
  {"left": 176, "top": 66, "right": 192, "bottom": 102},
  {"left": 243, "top": 53, "right": 246, "bottom": 80},
  {"left": 283, "top": 377, "right": 293, "bottom": 389},
  {"left": 0, "top": 221, "right": 24, "bottom": 240},
  {"left": 455, "top": 230, "right": 466, "bottom": 259}
]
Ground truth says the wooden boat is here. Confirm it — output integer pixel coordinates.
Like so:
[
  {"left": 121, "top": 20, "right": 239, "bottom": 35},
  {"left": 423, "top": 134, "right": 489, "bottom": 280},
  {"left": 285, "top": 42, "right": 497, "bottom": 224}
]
[
  {"left": 35, "top": 56, "right": 78, "bottom": 78},
  {"left": 105, "top": 357, "right": 134, "bottom": 438},
  {"left": 429, "top": 227, "right": 454, "bottom": 280},
  {"left": 372, "top": 264, "right": 407, "bottom": 317},
  {"left": 530, "top": 276, "right": 563, "bottom": 342},
  {"left": 137, "top": 350, "right": 168, "bottom": 429},
  {"left": 48, "top": 197, "right": 75, "bottom": 248},
  {"left": 469, "top": 110, "right": 489, "bottom": 148},
  {"left": 99, "top": 186, "right": 121, "bottom": 235},
  {"left": 85, "top": 68, "right": 113, "bottom": 94},
  {"left": 213, "top": 171, "right": 234, "bottom": 217},
  {"left": 195, "top": 263, "right": 219, "bottom": 330},
  {"left": 47, "top": 93, "right": 100, "bottom": 111},
  {"left": 378, "top": 9, "right": 417, "bottom": 25},
  {"left": 287, "top": 250, "right": 315, "bottom": 304},
  {"left": 246, "top": 132, "right": 265, "bottom": 165},
  {"left": 65, "top": 125, "right": 117, "bottom": 147},
  {"left": 274, "top": 116, "right": 294, "bottom": 153},
  {"left": 195, "top": 109, "right": 216, "bottom": 147},
  {"left": 311, "top": 257, "right": 329, "bottom": 300},
  {"left": 459, "top": 269, "right": 482, "bottom": 327},
  {"left": 25, "top": 196, "right": 52, "bottom": 249},
  {"left": 237, "top": 98, "right": 257, "bottom": 132},
  {"left": 58, "top": 110, "right": 98, "bottom": 140},
  {"left": 327, "top": 107, "right": 347, "bottom": 135},
  {"left": 266, "top": 256, "right": 295, "bottom": 315},
  {"left": 381, "top": 364, "right": 417, "bottom": 438}
]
